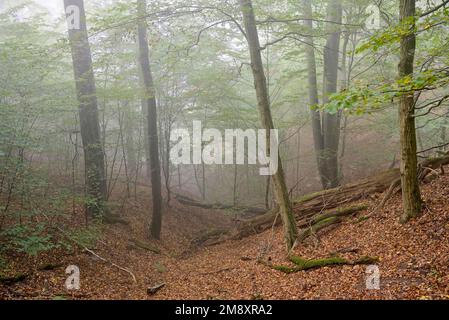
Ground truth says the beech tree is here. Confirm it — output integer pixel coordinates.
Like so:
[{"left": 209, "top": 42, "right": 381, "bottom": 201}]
[
  {"left": 302, "top": 0, "right": 326, "bottom": 189},
  {"left": 64, "top": 0, "right": 107, "bottom": 217},
  {"left": 239, "top": 0, "right": 298, "bottom": 251},
  {"left": 137, "top": 0, "right": 163, "bottom": 239},
  {"left": 321, "top": 0, "right": 343, "bottom": 189},
  {"left": 303, "top": 0, "right": 343, "bottom": 190},
  {"left": 398, "top": 0, "right": 422, "bottom": 223}
]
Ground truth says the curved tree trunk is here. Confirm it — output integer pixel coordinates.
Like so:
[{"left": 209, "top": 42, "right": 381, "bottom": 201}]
[{"left": 239, "top": 0, "right": 298, "bottom": 251}]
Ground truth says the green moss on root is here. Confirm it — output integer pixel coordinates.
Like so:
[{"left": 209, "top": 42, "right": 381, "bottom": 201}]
[
  {"left": 290, "top": 255, "right": 348, "bottom": 270},
  {"left": 272, "top": 255, "right": 380, "bottom": 274},
  {"left": 272, "top": 265, "right": 297, "bottom": 273},
  {"left": 352, "top": 256, "right": 379, "bottom": 265}
]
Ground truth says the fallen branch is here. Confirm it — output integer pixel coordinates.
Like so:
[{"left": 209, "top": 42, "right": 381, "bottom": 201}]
[
  {"left": 271, "top": 255, "right": 379, "bottom": 273},
  {"left": 191, "top": 152, "right": 449, "bottom": 246},
  {"left": 199, "top": 267, "right": 236, "bottom": 276},
  {"left": 0, "top": 273, "right": 27, "bottom": 285},
  {"left": 83, "top": 247, "right": 137, "bottom": 283},
  {"left": 147, "top": 283, "right": 165, "bottom": 295},
  {"left": 41, "top": 213, "right": 137, "bottom": 283},
  {"left": 129, "top": 239, "right": 161, "bottom": 254}
]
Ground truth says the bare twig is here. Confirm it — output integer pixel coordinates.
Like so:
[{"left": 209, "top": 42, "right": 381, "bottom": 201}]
[{"left": 41, "top": 213, "right": 137, "bottom": 283}]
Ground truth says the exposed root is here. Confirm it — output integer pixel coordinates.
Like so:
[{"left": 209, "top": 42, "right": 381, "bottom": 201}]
[
  {"left": 128, "top": 239, "right": 161, "bottom": 254},
  {"left": 271, "top": 255, "right": 379, "bottom": 273},
  {"left": 0, "top": 273, "right": 27, "bottom": 285},
  {"left": 296, "top": 205, "right": 368, "bottom": 243}
]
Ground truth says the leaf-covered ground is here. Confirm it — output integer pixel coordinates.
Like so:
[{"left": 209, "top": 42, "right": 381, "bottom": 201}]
[{"left": 1, "top": 174, "right": 448, "bottom": 300}]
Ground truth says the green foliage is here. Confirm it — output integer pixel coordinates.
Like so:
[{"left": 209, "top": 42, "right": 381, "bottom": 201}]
[
  {"left": 0, "top": 223, "right": 56, "bottom": 257},
  {"left": 153, "top": 261, "right": 167, "bottom": 273},
  {"left": 64, "top": 223, "right": 102, "bottom": 250},
  {"left": 324, "top": 85, "right": 393, "bottom": 115},
  {"left": 324, "top": 66, "right": 449, "bottom": 115}
]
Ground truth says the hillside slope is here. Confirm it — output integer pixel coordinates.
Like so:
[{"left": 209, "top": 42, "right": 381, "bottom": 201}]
[{"left": 1, "top": 174, "right": 448, "bottom": 300}]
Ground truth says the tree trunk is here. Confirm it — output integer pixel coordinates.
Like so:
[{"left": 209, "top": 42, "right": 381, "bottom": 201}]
[
  {"left": 64, "top": 0, "right": 107, "bottom": 217},
  {"left": 124, "top": 105, "right": 137, "bottom": 180},
  {"left": 264, "top": 175, "right": 271, "bottom": 210},
  {"left": 137, "top": 0, "right": 163, "bottom": 239},
  {"left": 302, "top": 0, "right": 327, "bottom": 189},
  {"left": 233, "top": 164, "right": 238, "bottom": 207},
  {"left": 142, "top": 99, "right": 151, "bottom": 179},
  {"left": 322, "top": 0, "right": 343, "bottom": 189},
  {"left": 440, "top": 114, "right": 447, "bottom": 151},
  {"left": 239, "top": 0, "right": 298, "bottom": 251},
  {"left": 398, "top": 0, "right": 421, "bottom": 223}
]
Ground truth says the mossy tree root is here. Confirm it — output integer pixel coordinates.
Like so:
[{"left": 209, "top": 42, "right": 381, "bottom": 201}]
[
  {"left": 297, "top": 205, "right": 368, "bottom": 243},
  {"left": 272, "top": 255, "right": 379, "bottom": 273},
  {"left": 0, "top": 273, "right": 27, "bottom": 285}
]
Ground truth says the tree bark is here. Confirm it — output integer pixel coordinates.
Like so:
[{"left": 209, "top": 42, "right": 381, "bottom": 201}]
[
  {"left": 239, "top": 0, "right": 298, "bottom": 251},
  {"left": 124, "top": 105, "right": 137, "bottom": 180},
  {"left": 322, "top": 0, "right": 343, "bottom": 189},
  {"left": 398, "top": 0, "right": 422, "bottom": 223},
  {"left": 64, "top": 0, "right": 107, "bottom": 217},
  {"left": 137, "top": 0, "right": 163, "bottom": 239},
  {"left": 302, "top": 0, "right": 327, "bottom": 189}
]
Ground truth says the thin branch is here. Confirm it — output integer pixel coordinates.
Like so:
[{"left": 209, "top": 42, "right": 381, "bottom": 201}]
[
  {"left": 414, "top": 95, "right": 449, "bottom": 117},
  {"left": 257, "top": 16, "right": 362, "bottom": 27},
  {"left": 420, "top": 0, "right": 449, "bottom": 17},
  {"left": 417, "top": 142, "right": 449, "bottom": 154}
]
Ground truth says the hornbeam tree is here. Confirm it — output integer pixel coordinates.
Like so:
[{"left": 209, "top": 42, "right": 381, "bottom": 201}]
[{"left": 239, "top": 0, "right": 298, "bottom": 251}]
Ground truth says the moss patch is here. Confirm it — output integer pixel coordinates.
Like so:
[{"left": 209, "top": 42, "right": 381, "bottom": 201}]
[{"left": 272, "top": 255, "right": 380, "bottom": 274}]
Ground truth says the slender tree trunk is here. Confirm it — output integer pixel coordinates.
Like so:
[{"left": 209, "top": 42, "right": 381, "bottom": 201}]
[
  {"left": 124, "top": 105, "right": 137, "bottom": 179},
  {"left": 338, "top": 31, "right": 351, "bottom": 181},
  {"left": 440, "top": 114, "right": 447, "bottom": 151},
  {"left": 296, "top": 127, "right": 301, "bottom": 197},
  {"left": 264, "top": 175, "right": 270, "bottom": 210},
  {"left": 142, "top": 99, "right": 151, "bottom": 179},
  {"left": 201, "top": 162, "right": 206, "bottom": 201},
  {"left": 302, "top": 0, "right": 327, "bottom": 189},
  {"left": 137, "top": 0, "right": 163, "bottom": 239},
  {"left": 239, "top": 0, "right": 298, "bottom": 251},
  {"left": 233, "top": 164, "right": 238, "bottom": 207},
  {"left": 117, "top": 107, "right": 130, "bottom": 198},
  {"left": 398, "top": 0, "right": 421, "bottom": 223},
  {"left": 177, "top": 165, "right": 182, "bottom": 190},
  {"left": 322, "top": 0, "right": 343, "bottom": 189},
  {"left": 64, "top": 0, "right": 107, "bottom": 217}
]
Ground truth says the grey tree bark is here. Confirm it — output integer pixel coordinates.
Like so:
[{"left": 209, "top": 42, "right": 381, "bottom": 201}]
[
  {"left": 137, "top": 0, "right": 163, "bottom": 239},
  {"left": 302, "top": 0, "right": 326, "bottom": 188},
  {"left": 302, "top": 0, "right": 342, "bottom": 189},
  {"left": 64, "top": 0, "right": 107, "bottom": 217},
  {"left": 239, "top": 0, "right": 298, "bottom": 251},
  {"left": 322, "top": 0, "right": 343, "bottom": 189}
]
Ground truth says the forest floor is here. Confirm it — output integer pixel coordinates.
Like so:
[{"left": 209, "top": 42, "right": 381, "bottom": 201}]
[{"left": 0, "top": 173, "right": 448, "bottom": 300}]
